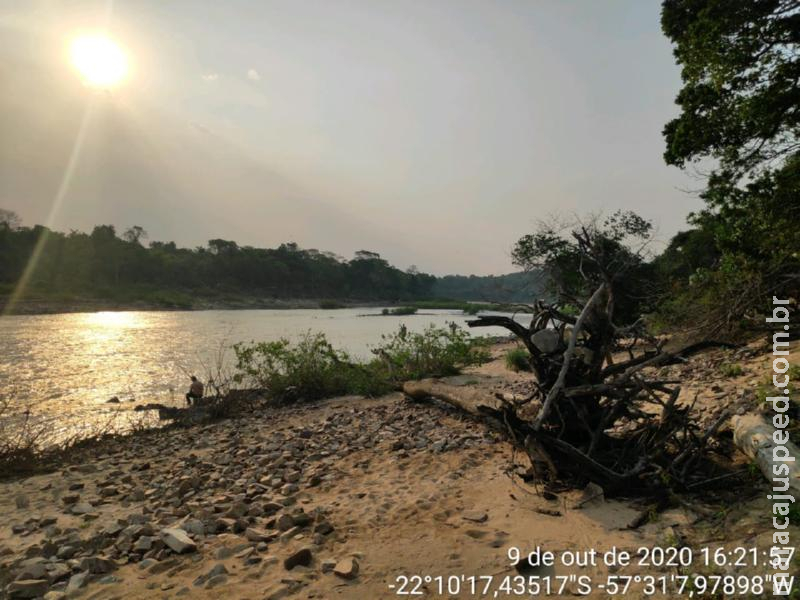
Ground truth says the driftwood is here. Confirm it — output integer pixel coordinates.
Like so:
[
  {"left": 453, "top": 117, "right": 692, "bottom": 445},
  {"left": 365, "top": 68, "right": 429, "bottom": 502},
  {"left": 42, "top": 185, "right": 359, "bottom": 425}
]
[
  {"left": 733, "top": 414, "right": 800, "bottom": 494},
  {"left": 401, "top": 286, "right": 739, "bottom": 495}
]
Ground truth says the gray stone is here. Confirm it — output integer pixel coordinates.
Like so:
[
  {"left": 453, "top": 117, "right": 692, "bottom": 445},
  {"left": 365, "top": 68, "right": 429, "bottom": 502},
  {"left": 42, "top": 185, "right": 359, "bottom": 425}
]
[
  {"left": 79, "top": 556, "right": 115, "bottom": 574},
  {"left": 276, "top": 514, "right": 295, "bottom": 531},
  {"left": 462, "top": 510, "right": 488, "bottom": 523},
  {"left": 6, "top": 580, "right": 49, "bottom": 599},
  {"left": 14, "top": 494, "right": 30, "bottom": 509},
  {"left": 161, "top": 528, "right": 197, "bottom": 554},
  {"left": 70, "top": 502, "right": 95, "bottom": 515},
  {"left": 531, "top": 329, "right": 560, "bottom": 354},
  {"left": 180, "top": 519, "right": 205, "bottom": 537},
  {"left": 66, "top": 572, "right": 89, "bottom": 593},
  {"left": 193, "top": 563, "right": 228, "bottom": 587}
]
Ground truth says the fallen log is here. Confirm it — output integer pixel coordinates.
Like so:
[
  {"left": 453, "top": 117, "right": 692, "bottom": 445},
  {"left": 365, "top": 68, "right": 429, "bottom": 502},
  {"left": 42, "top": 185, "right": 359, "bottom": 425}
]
[
  {"left": 732, "top": 414, "right": 800, "bottom": 494},
  {"left": 402, "top": 379, "right": 508, "bottom": 420}
]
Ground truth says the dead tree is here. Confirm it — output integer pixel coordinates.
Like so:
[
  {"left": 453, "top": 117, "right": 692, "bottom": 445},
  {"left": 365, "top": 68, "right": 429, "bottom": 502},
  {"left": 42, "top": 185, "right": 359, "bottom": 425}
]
[{"left": 411, "top": 213, "right": 736, "bottom": 495}]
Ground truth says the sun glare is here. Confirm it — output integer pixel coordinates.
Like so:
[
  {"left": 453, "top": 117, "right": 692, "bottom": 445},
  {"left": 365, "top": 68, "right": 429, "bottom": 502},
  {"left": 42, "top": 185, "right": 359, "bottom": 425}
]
[{"left": 70, "top": 35, "right": 129, "bottom": 88}]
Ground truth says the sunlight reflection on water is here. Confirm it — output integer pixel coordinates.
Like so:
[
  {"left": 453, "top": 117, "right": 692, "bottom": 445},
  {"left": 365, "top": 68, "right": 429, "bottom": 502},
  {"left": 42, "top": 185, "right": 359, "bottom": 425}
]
[{"left": 0, "top": 308, "right": 528, "bottom": 435}]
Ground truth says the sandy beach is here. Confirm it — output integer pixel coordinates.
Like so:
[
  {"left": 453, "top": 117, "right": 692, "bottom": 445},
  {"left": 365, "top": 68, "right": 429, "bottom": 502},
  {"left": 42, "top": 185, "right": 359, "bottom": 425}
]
[{"left": 1, "top": 341, "right": 795, "bottom": 599}]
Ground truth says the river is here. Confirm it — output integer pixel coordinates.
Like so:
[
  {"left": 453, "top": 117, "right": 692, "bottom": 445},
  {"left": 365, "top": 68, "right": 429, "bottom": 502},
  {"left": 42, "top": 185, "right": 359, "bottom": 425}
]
[{"left": 0, "top": 308, "right": 527, "bottom": 441}]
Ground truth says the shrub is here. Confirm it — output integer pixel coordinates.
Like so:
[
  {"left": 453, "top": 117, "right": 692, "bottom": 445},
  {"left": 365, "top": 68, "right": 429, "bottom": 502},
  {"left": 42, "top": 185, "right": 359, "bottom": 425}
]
[
  {"left": 369, "top": 323, "right": 490, "bottom": 381},
  {"left": 233, "top": 333, "right": 388, "bottom": 402},
  {"left": 719, "top": 363, "right": 744, "bottom": 377},
  {"left": 232, "top": 325, "right": 490, "bottom": 404},
  {"left": 505, "top": 347, "right": 532, "bottom": 372}
]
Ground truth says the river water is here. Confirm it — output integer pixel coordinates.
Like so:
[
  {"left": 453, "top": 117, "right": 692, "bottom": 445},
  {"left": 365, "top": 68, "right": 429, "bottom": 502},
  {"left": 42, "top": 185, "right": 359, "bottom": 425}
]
[{"left": 0, "top": 308, "right": 526, "bottom": 440}]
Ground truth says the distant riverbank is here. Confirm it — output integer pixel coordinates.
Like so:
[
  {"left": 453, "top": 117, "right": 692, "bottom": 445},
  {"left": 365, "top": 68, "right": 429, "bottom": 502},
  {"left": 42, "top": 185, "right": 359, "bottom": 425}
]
[
  {"left": 0, "top": 295, "right": 391, "bottom": 316},
  {"left": 0, "top": 294, "right": 528, "bottom": 316}
]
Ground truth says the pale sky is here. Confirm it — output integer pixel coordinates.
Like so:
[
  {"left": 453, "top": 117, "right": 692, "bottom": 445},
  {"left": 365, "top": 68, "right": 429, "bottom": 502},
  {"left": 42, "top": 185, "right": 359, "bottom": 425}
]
[{"left": 0, "top": 0, "right": 700, "bottom": 275}]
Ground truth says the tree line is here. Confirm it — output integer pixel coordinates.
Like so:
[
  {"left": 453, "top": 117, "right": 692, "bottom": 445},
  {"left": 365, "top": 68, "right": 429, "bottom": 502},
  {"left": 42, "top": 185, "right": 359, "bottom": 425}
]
[{"left": 0, "top": 220, "right": 437, "bottom": 306}]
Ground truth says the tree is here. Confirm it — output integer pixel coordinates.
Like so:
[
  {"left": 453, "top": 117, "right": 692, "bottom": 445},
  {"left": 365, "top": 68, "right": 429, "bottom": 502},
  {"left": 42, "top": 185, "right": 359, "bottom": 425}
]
[
  {"left": 662, "top": 0, "right": 799, "bottom": 179},
  {"left": 660, "top": 0, "right": 800, "bottom": 326},
  {"left": 511, "top": 211, "right": 655, "bottom": 325},
  {"left": 0, "top": 209, "right": 21, "bottom": 230},
  {"left": 123, "top": 225, "right": 148, "bottom": 245}
]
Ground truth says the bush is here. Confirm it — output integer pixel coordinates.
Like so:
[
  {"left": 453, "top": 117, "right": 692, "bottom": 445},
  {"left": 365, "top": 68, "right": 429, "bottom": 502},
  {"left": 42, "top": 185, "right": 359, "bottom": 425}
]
[
  {"left": 719, "top": 363, "right": 744, "bottom": 377},
  {"left": 232, "top": 325, "right": 490, "bottom": 404},
  {"left": 369, "top": 323, "right": 490, "bottom": 381},
  {"left": 505, "top": 347, "right": 532, "bottom": 372},
  {"left": 233, "top": 333, "right": 388, "bottom": 402}
]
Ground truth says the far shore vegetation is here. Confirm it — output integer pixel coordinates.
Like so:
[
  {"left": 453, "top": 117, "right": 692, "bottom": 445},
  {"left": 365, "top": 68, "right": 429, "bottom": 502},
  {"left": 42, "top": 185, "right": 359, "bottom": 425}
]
[{"left": 0, "top": 220, "right": 542, "bottom": 314}]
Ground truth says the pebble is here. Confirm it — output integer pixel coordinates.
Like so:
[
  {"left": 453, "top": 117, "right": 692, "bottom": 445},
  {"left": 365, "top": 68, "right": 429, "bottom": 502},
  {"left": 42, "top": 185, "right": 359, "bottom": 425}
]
[
  {"left": 283, "top": 547, "right": 313, "bottom": 570},
  {"left": 333, "top": 557, "right": 359, "bottom": 580}
]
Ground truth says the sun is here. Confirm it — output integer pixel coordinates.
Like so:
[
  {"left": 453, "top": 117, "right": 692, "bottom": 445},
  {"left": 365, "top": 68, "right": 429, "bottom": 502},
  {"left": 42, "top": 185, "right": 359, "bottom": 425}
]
[{"left": 70, "top": 35, "right": 129, "bottom": 88}]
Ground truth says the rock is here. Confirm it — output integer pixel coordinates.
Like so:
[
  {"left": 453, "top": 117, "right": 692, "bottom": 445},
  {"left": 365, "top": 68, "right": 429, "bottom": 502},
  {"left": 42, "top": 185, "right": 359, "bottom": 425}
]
[
  {"left": 531, "top": 329, "right": 560, "bottom": 354},
  {"left": 107, "top": 396, "right": 120, "bottom": 403},
  {"left": 205, "top": 574, "right": 228, "bottom": 588},
  {"left": 43, "top": 592, "right": 66, "bottom": 600},
  {"left": 283, "top": 547, "right": 313, "bottom": 570},
  {"left": 462, "top": 510, "right": 488, "bottom": 523},
  {"left": 161, "top": 528, "right": 197, "bottom": 554},
  {"left": 14, "top": 494, "right": 30, "bottom": 509},
  {"left": 276, "top": 514, "right": 295, "bottom": 531},
  {"left": 244, "top": 528, "right": 275, "bottom": 543},
  {"left": 15, "top": 558, "right": 47, "bottom": 580},
  {"left": 46, "top": 563, "right": 71, "bottom": 584},
  {"left": 180, "top": 519, "right": 205, "bottom": 537},
  {"left": 320, "top": 559, "right": 337, "bottom": 573},
  {"left": 79, "top": 556, "right": 115, "bottom": 574},
  {"left": 134, "top": 536, "right": 153, "bottom": 552},
  {"left": 60, "top": 494, "right": 79, "bottom": 506},
  {"left": 70, "top": 502, "right": 95, "bottom": 515},
  {"left": 314, "top": 521, "right": 334, "bottom": 535},
  {"left": 56, "top": 546, "right": 77, "bottom": 560},
  {"left": 138, "top": 558, "right": 158, "bottom": 570},
  {"left": 193, "top": 563, "right": 228, "bottom": 587},
  {"left": 264, "top": 583, "right": 293, "bottom": 600},
  {"left": 333, "top": 557, "right": 359, "bottom": 580},
  {"left": 575, "top": 482, "right": 605, "bottom": 508},
  {"left": 6, "top": 580, "right": 50, "bottom": 598}
]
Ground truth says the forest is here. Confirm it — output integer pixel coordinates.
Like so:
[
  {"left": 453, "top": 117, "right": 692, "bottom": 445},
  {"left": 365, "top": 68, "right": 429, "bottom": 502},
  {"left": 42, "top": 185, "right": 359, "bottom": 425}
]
[{"left": 0, "top": 221, "right": 439, "bottom": 309}]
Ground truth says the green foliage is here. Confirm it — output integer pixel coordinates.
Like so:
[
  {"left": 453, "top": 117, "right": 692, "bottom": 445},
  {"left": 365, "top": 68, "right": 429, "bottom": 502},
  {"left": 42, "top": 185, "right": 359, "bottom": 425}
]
[
  {"left": 430, "top": 272, "right": 543, "bottom": 303},
  {"left": 719, "top": 363, "right": 744, "bottom": 377},
  {"left": 370, "top": 323, "right": 490, "bottom": 381},
  {"left": 232, "top": 325, "right": 489, "bottom": 403},
  {"left": 505, "top": 347, "right": 532, "bottom": 372},
  {"left": 0, "top": 222, "right": 437, "bottom": 309},
  {"left": 790, "top": 503, "right": 800, "bottom": 527},
  {"left": 512, "top": 211, "right": 655, "bottom": 325},
  {"left": 659, "top": 0, "right": 800, "bottom": 328},
  {"left": 233, "top": 333, "right": 389, "bottom": 402}
]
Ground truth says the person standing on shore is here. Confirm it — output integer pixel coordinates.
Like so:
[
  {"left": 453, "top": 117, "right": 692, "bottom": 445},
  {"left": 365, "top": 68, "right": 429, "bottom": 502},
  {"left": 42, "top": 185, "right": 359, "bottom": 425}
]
[{"left": 185, "top": 376, "right": 204, "bottom": 406}]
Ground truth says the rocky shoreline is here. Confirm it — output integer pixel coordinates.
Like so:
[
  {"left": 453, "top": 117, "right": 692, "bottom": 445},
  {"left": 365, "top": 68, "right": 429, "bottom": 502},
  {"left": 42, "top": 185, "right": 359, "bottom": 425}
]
[
  {"left": 1, "top": 341, "right": 795, "bottom": 599},
  {"left": 1, "top": 391, "right": 505, "bottom": 599}
]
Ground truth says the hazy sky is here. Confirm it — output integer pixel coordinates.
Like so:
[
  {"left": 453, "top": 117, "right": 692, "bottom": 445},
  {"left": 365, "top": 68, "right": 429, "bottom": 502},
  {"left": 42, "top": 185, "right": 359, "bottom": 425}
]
[{"left": 0, "top": 0, "right": 700, "bottom": 275}]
